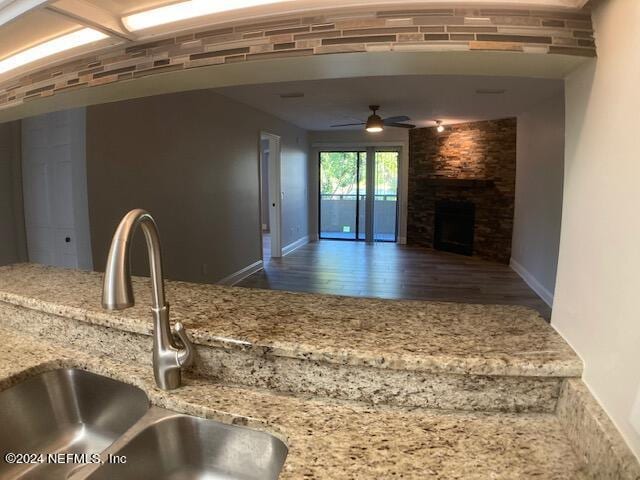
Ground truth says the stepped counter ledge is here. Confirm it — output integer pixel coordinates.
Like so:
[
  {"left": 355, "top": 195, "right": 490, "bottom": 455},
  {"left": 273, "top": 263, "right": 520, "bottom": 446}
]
[
  {"left": 0, "top": 328, "right": 589, "bottom": 480},
  {"left": 0, "top": 263, "right": 581, "bottom": 378}
]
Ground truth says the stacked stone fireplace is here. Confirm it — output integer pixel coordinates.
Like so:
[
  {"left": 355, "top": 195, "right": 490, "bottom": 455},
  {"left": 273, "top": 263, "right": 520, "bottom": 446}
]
[{"left": 407, "top": 118, "right": 516, "bottom": 264}]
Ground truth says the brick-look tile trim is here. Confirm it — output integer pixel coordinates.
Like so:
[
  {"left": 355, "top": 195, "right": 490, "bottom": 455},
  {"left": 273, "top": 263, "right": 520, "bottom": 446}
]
[
  {"left": 0, "top": 7, "right": 594, "bottom": 111},
  {"left": 407, "top": 118, "right": 517, "bottom": 264}
]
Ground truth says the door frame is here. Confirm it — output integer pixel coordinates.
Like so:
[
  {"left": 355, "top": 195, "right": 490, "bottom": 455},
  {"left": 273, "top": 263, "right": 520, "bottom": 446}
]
[
  {"left": 259, "top": 132, "right": 283, "bottom": 258},
  {"left": 317, "top": 149, "right": 366, "bottom": 242},
  {"left": 313, "top": 141, "right": 408, "bottom": 244}
]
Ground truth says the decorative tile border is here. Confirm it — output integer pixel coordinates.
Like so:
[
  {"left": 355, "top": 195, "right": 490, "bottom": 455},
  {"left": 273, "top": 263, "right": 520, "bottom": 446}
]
[
  {"left": 0, "top": 6, "right": 594, "bottom": 112},
  {"left": 556, "top": 379, "right": 640, "bottom": 479}
]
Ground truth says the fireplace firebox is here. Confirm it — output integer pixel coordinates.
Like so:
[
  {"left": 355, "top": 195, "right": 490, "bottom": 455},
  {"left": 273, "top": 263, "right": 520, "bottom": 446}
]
[{"left": 434, "top": 201, "right": 475, "bottom": 256}]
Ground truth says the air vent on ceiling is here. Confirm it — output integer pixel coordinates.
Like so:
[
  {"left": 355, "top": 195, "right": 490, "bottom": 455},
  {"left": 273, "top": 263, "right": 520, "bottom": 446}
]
[
  {"left": 475, "top": 89, "right": 506, "bottom": 95},
  {"left": 279, "top": 92, "right": 305, "bottom": 99}
]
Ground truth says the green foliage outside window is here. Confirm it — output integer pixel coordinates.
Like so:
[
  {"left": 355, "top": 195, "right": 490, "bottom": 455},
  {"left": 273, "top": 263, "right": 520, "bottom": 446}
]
[
  {"left": 320, "top": 151, "right": 398, "bottom": 198},
  {"left": 320, "top": 152, "right": 359, "bottom": 196}
]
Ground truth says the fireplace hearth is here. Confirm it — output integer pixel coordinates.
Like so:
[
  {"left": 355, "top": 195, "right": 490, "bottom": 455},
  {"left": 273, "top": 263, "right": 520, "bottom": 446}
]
[{"left": 434, "top": 200, "right": 475, "bottom": 256}]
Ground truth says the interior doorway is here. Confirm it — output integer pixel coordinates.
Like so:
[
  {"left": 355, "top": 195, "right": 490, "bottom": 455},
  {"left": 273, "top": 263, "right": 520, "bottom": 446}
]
[
  {"left": 259, "top": 132, "right": 282, "bottom": 261},
  {"left": 319, "top": 148, "right": 399, "bottom": 243},
  {"left": 21, "top": 108, "right": 93, "bottom": 270}
]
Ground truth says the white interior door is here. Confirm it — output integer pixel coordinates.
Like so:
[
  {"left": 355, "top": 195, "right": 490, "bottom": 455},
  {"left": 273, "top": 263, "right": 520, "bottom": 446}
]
[
  {"left": 22, "top": 109, "right": 93, "bottom": 270},
  {"left": 262, "top": 132, "right": 282, "bottom": 258}
]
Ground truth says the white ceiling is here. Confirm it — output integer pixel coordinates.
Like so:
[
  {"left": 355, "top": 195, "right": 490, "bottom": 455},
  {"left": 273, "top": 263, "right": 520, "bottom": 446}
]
[{"left": 216, "top": 75, "right": 564, "bottom": 131}]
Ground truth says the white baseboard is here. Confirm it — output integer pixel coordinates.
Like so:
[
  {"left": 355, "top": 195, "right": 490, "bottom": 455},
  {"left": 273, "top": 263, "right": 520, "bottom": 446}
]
[
  {"left": 282, "top": 235, "right": 309, "bottom": 256},
  {"left": 510, "top": 258, "right": 554, "bottom": 307},
  {"left": 218, "top": 260, "right": 263, "bottom": 286}
]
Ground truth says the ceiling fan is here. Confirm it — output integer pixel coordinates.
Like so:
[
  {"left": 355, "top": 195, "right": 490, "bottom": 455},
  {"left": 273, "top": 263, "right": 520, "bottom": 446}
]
[{"left": 331, "top": 105, "right": 415, "bottom": 132}]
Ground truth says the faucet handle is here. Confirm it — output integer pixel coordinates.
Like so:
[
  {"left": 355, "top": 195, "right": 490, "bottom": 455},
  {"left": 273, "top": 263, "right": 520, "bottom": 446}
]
[{"left": 173, "top": 322, "right": 194, "bottom": 367}]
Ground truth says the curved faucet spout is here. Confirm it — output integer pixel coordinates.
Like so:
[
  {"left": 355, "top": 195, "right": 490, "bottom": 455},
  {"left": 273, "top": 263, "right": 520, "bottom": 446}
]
[
  {"left": 102, "top": 209, "right": 165, "bottom": 310},
  {"left": 102, "top": 209, "right": 193, "bottom": 390}
]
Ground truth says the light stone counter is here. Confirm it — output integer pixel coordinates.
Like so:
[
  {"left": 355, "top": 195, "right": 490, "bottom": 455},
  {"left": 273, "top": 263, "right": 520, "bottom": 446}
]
[
  {"left": 1, "top": 263, "right": 638, "bottom": 478},
  {"left": 0, "top": 328, "right": 588, "bottom": 480},
  {"left": 0, "top": 264, "right": 581, "bottom": 377}
]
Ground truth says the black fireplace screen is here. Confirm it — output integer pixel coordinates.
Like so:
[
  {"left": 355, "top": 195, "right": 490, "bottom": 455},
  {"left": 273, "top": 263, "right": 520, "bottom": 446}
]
[{"left": 434, "top": 200, "right": 475, "bottom": 256}]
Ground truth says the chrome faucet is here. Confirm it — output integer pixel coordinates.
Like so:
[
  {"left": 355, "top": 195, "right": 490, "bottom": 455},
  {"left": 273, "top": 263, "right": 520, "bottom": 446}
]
[{"left": 102, "top": 209, "right": 194, "bottom": 390}]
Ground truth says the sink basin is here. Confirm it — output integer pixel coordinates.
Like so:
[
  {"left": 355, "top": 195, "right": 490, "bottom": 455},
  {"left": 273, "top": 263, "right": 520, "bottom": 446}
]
[
  {"left": 0, "top": 368, "right": 149, "bottom": 480},
  {"left": 0, "top": 369, "right": 286, "bottom": 480},
  {"left": 87, "top": 414, "right": 288, "bottom": 480}
]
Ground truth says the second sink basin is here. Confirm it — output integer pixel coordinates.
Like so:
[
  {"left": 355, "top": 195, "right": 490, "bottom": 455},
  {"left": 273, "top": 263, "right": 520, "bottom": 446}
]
[
  {"left": 87, "top": 414, "right": 289, "bottom": 480},
  {"left": 0, "top": 368, "right": 149, "bottom": 480}
]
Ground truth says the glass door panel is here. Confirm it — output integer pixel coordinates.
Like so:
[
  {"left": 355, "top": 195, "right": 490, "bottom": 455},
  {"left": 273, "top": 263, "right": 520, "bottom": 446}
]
[
  {"left": 357, "top": 152, "right": 367, "bottom": 240},
  {"left": 319, "top": 151, "right": 365, "bottom": 240},
  {"left": 373, "top": 151, "right": 399, "bottom": 242}
]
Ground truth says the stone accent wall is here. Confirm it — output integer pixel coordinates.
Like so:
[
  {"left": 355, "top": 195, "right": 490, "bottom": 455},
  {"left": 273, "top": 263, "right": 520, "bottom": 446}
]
[
  {"left": 408, "top": 118, "right": 517, "bottom": 264},
  {"left": 0, "top": 6, "right": 594, "bottom": 112}
]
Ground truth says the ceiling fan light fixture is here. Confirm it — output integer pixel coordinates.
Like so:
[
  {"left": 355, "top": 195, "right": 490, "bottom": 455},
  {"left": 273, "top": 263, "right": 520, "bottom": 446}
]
[
  {"left": 436, "top": 120, "right": 445, "bottom": 133},
  {"left": 366, "top": 123, "right": 383, "bottom": 133},
  {"left": 331, "top": 105, "right": 413, "bottom": 131},
  {"left": 365, "top": 106, "right": 384, "bottom": 133}
]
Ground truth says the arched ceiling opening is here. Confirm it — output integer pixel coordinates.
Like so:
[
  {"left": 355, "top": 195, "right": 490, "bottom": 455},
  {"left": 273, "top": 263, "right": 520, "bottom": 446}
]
[{"left": 0, "top": 0, "right": 593, "bottom": 121}]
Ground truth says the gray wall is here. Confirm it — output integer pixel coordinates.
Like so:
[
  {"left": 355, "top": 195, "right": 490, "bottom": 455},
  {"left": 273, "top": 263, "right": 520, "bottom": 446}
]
[
  {"left": 0, "top": 121, "right": 26, "bottom": 266},
  {"left": 512, "top": 91, "right": 565, "bottom": 304},
  {"left": 553, "top": 0, "right": 640, "bottom": 457},
  {"left": 87, "top": 89, "right": 309, "bottom": 283}
]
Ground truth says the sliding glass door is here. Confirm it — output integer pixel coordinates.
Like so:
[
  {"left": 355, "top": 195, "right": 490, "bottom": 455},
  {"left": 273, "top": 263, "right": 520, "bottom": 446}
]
[
  {"left": 373, "top": 151, "right": 399, "bottom": 242},
  {"left": 319, "top": 148, "right": 399, "bottom": 242},
  {"left": 319, "top": 151, "right": 366, "bottom": 240}
]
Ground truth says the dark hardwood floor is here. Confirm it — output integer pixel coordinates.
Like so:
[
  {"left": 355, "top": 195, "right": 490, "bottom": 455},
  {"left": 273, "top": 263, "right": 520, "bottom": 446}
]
[{"left": 239, "top": 238, "right": 551, "bottom": 319}]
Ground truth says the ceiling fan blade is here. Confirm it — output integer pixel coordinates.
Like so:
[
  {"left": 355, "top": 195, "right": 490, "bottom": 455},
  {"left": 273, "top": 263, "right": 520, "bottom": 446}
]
[
  {"left": 330, "top": 122, "right": 365, "bottom": 127},
  {"left": 388, "top": 122, "right": 416, "bottom": 129},
  {"left": 383, "top": 116, "right": 410, "bottom": 125}
]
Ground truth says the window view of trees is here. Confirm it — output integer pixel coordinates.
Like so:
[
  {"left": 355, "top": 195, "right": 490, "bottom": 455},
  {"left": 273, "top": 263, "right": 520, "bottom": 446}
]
[
  {"left": 375, "top": 151, "right": 399, "bottom": 198},
  {"left": 320, "top": 151, "right": 361, "bottom": 196},
  {"left": 320, "top": 151, "right": 398, "bottom": 197}
]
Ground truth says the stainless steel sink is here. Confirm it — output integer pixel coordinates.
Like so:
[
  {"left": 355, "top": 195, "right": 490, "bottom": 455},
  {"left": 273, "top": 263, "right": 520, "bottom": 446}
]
[
  {"left": 0, "top": 369, "right": 287, "bottom": 480},
  {"left": 0, "top": 368, "right": 149, "bottom": 480},
  {"left": 86, "top": 410, "right": 288, "bottom": 480}
]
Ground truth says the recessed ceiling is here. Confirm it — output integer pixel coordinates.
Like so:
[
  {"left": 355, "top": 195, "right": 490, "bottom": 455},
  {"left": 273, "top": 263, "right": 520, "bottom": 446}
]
[
  {"left": 82, "top": 0, "right": 177, "bottom": 16},
  {"left": 0, "top": 0, "right": 590, "bottom": 69},
  {"left": 0, "top": 9, "right": 80, "bottom": 59},
  {"left": 0, "top": 0, "right": 587, "bottom": 95},
  {"left": 216, "top": 75, "right": 564, "bottom": 131}
]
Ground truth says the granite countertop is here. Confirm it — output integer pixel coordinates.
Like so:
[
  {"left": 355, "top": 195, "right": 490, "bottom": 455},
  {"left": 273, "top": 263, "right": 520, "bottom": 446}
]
[
  {"left": 0, "top": 263, "right": 582, "bottom": 377},
  {"left": 0, "top": 328, "right": 588, "bottom": 479}
]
